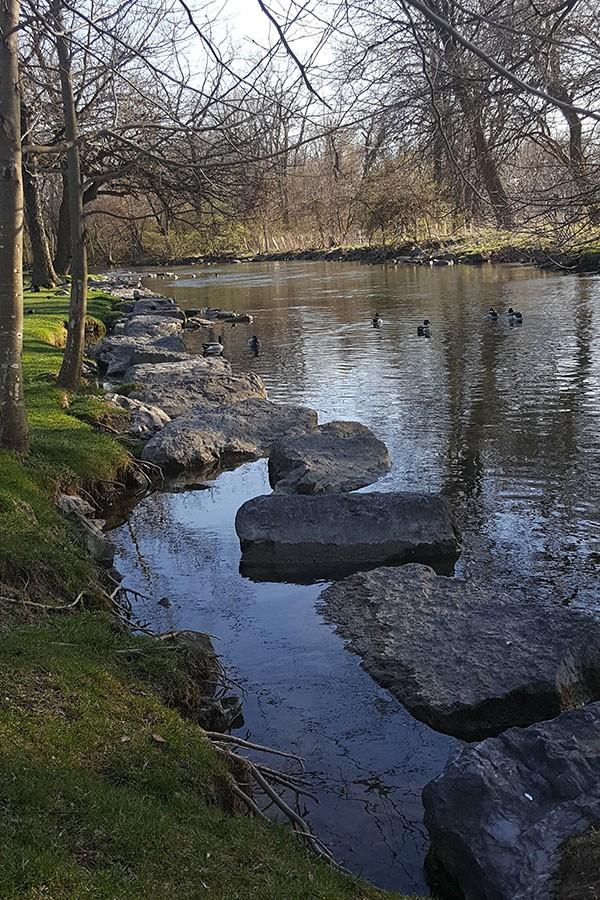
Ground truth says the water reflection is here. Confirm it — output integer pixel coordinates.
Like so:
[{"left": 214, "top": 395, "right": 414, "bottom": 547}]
[{"left": 111, "top": 261, "right": 600, "bottom": 895}]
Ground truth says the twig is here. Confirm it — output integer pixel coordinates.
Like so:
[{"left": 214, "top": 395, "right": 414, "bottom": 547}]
[
  {"left": 203, "top": 732, "right": 305, "bottom": 770},
  {"left": 0, "top": 592, "right": 84, "bottom": 612}
]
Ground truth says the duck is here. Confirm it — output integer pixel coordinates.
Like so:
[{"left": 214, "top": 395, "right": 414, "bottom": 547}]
[
  {"left": 372, "top": 313, "right": 383, "bottom": 328},
  {"left": 417, "top": 319, "right": 431, "bottom": 337},
  {"left": 248, "top": 335, "right": 261, "bottom": 354},
  {"left": 487, "top": 307, "right": 499, "bottom": 319},
  {"left": 202, "top": 338, "right": 224, "bottom": 357},
  {"left": 507, "top": 307, "right": 523, "bottom": 324}
]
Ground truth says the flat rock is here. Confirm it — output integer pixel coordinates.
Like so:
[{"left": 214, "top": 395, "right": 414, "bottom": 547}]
[
  {"left": 106, "top": 394, "right": 171, "bottom": 437},
  {"left": 126, "top": 360, "right": 266, "bottom": 418},
  {"left": 91, "top": 334, "right": 188, "bottom": 376},
  {"left": 142, "top": 399, "right": 317, "bottom": 472},
  {"left": 319, "top": 564, "right": 600, "bottom": 739},
  {"left": 236, "top": 492, "right": 460, "bottom": 582},
  {"left": 423, "top": 702, "right": 600, "bottom": 900},
  {"left": 125, "top": 357, "right": 231, "bottom": 383},
  {"left": 269, "top": 420, "right": 391, "bottom": 494},
  {"left": 114, "top": 315, "right": 183, "bottom": 339}
]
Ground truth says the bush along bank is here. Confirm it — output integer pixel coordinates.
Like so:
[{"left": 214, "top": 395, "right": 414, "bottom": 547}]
[
  {"left": 0, "top": 283, "right": 419, "bottom": 899},
  {"left": 248, "top": 236, "right": 600, "bottom": 273}
]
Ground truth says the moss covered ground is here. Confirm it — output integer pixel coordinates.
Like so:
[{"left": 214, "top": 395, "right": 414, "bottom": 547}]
[{"left": 0, "top": 286, "right": 418, "bottom": 899}]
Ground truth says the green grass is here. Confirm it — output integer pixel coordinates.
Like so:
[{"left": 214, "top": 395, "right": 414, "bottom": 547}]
[
  {"left": 0, "top": 612, "right": 412, "bottom": 899},
  {"left": 0, "top": 287, "right": 130, "bottom": 601}
]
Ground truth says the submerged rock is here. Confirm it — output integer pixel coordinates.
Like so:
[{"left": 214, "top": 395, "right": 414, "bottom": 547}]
[
  {"left": 236, "top": 493, "right": 460, "bottom": 581},
  {"left": 142, "top": 399, "right": 318, "bottom": 472},
  {"left": 423, "top": 702, "right": 600, "bottom": 900},
  {"left": 268, "top": 420, "right": 391, "bottom": 494},
  {"left": 319, "top": 564, "right": 600, "bottom": 739}
]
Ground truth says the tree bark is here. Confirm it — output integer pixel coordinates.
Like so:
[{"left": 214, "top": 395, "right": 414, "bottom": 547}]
[
  {"left": 54, "top": 0, "right": 88, "bottom": 390},
  {"left": 0, "top": 0, "right": 29, "bottom": 452},
  {"left": 21, "top": 104, "right": 58, "bottom": 289},
  {"left": 53, "top": 172, "right": 71, "bottom": 275}
]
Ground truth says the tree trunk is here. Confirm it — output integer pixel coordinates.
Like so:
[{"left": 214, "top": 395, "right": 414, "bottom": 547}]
[
  {"left": 53, "top": 172, "right": 71, "bottom": 275},
  {"left": 548, "top": 77, "right": 600, "bottom": 225},
  {"left": 458, "top": 93, "right": 514, "bottom": 229},
  {"left": 54, "top": 0, "right": 88, "bottom": 391},
  {"left": 0, "top": 0, "right": 29, "bottom": 453},
  {"left": 21, "top": 105, "right": 57, "bottom": 289}
]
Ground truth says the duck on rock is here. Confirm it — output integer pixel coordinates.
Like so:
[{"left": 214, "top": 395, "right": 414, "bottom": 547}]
[
  {"left": 202, "top": 335, "right": 224, "bottom": 357},
  {"left": 417, "top": 319, "right": 431, "bottom": 337}
]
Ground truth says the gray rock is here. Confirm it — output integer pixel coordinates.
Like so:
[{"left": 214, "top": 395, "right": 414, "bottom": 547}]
[
  {"left": 319, "top": 563, "right": 600, "bottom": 739},
  {"left": 423, "top": 702, "right": 600, "bottom": 900},
  {"left": 106, "top": 393, "right": 171, "bottom": 437},
  {"left": 236, "top": 493, "right": 460, "bottom": 582},
  {"left": 91, "top": 334, "right": 188, "bottom": 376},
  {"left": 125, "top": 356, "right": 231, "bottom": 384},
  {"left": 114, "top": 315, "right": 183, "bottom": 339},
  {"left": 56, "top": 493, "right": 115, "bottom": 567},
  {"left": 269, "top": 420, "right": 391, "bottom": 494},
  {"left": 184, "top": 316, "right": 215, "bottom": 330},
  {"left": 57, "top": 493, "right": 96, "bottom": 519},
  {"left": 128, "top": 363, "right": 266, "bottom": 419},
  {"left": 142, "top": 399, "right": 317, "bottom": 472}
]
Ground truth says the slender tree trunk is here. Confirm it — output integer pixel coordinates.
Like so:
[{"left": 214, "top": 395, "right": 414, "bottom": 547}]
[
  {"left": 53, "top": 172, "right": 71, "bottom": 275},
  {"left": 0, "top": 0, "right": 29, "bottom": 452},
  {"left": 54, "top": 0, "right": 88, "bottom": 390},
  {"left": 21, "top": 104, "right": 57, "bottom": 289}
]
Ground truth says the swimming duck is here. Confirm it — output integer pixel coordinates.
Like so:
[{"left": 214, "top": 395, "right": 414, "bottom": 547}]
[
  {"left": 248, "top": 335, "right": 261, "bottom": 354},
  {"left": 417, "top": 319, "right": 431, "bottom": 337},
  {"left": 372, "top": 313, "right": 382, "bottom": 328},
  {"left": 487, "top": 307, "right": 499, "bottom": 319},
  {"left": 507, "top": 307, "right": 523, "bottom": 324}
]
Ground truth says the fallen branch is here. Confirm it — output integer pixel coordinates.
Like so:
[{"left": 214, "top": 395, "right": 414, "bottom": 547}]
[
  {"left": 203, "top": 732, "right": 305, "bottom": 770},
  {"left": 0, "top": 592, "right": 84, "bottom": 612}
]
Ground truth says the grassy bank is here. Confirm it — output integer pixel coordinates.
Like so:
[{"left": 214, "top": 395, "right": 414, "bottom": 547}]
[{"left": 0, "top": 286, "right": 415, "bottom": 898}]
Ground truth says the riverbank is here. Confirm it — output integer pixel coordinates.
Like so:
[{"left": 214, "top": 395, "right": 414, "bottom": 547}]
[
  {"left": 0, "top": 285, "right": 416, "bottom": 898},
  {"left": 148, "top": 231, "right": 600, "bottom": 273}
]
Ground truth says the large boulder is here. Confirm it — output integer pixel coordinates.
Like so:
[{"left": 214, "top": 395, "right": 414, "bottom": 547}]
[
  {"left": 106, "top": 394, "right": 171, "bottom": 438},
  {"left": 127, "top": 360, "right": 266, "bottom": 418},
  {"left": 236, "top": 493, "right": 460, "bottom": 581},
  {"left": 113, "top": 314, "right": 183, "bottom": 339},
  {"left": 268, "top": 420, "right": 391, "bottom": 494},
  {"left": 91, "top": 334, "right": 188, "bottom": 376},
  {"left": 142, "top": 399, "right": 317, "bottom": 472},
  {"left": 319, "top": 564, "right": 600, "bottom": 739},
  {"left": 423, "top": 702, "right": 600, "bottom": 900}
]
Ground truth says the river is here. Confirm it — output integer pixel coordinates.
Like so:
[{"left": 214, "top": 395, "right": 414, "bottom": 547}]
[{"left": 110, "top": 260, "right": 600, "bottom": 895}]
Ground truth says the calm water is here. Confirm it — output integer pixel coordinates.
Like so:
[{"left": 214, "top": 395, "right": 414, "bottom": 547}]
[{"left": 111, "top": 261, "right": 600, "bottom": 895}]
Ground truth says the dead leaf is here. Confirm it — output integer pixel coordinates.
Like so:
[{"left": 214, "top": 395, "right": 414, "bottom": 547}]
[
  {"left": 152, "top": 733, "right": 167, "bottom": 744},
  {"left": 120, "top": 735, "right": 132, "bottom": 743}
]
